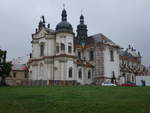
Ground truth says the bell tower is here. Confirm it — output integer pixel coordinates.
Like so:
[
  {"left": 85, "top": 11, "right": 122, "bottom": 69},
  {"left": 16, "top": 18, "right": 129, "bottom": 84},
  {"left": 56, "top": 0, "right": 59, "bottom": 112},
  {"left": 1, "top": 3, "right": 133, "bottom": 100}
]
[{"left": 76, "top": 13, "right": 88, "bottom": 45}]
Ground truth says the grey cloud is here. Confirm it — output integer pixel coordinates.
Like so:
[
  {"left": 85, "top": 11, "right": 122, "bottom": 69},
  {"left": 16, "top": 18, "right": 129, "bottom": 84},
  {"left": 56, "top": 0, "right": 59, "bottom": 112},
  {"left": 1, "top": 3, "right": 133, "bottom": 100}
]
[{"left": 0, "top": 0, "right": 149, "bottom": 66}]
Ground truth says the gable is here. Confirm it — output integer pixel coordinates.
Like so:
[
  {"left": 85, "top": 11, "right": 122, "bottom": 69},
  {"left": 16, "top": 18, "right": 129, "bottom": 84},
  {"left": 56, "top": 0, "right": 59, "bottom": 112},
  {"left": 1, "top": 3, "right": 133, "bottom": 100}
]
[{"left": 32, "top": 27, "right": 55, "bottom": 39}]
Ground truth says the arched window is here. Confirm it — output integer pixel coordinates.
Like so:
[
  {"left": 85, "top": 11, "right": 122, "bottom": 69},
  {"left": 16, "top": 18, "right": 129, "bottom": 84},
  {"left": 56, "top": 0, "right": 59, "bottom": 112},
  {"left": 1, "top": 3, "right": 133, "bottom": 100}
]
[
  {"left": 78, "top": 51, "right": 81, "bottom": 59},
  {"left": 78, "top": 69, "right": 82, "bottom": 79},
  {"left": 88, "top": 70, "right": 91, "bottom": 79},
  {"left": 132, "top": 75, "right": 134, "bottom": 82},
  {"left": 68, "top": 43, "right": 72, "bottom": 53},
  {"left": 56, "top": 43, "right": 59, "bottom": 53},
  {"left": 61, "top": 43, "right": 65, "bottom": 51},
  {"left": 110, "top": 50, "right": 114, "bottom": 61},
  {"left": 89, "top": 51, "right": 94, "bottom": 61},
  {"left": 40, "top": 43, "right": 45, "bottom": 56},
  {"left": 69, "top": 67, "right": 73, "bottom": 78}
]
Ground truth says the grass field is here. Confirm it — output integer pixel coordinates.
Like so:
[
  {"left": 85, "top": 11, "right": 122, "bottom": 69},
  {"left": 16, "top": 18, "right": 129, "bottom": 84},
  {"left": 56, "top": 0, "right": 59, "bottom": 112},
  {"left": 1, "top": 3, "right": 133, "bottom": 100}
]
[{"left": 0, "top": 86, "right": 150, "bottom": 113}]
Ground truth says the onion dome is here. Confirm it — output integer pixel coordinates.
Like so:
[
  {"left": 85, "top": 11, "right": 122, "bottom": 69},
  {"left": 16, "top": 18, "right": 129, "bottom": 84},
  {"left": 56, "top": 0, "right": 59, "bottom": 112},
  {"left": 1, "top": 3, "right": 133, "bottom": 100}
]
[
  {"left": 77, "top": 14, "right": 88, "bottom": 38},
  {"left": 56, "top": 9, "right": 73, "bottom": 34}
]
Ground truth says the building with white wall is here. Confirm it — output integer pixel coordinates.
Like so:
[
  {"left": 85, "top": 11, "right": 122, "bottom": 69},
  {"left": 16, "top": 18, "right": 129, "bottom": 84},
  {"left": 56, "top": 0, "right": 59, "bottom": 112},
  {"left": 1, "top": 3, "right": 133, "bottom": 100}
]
[
  {"left": 136, "top": 75, "right": 150, "bottom": 86},
  {"left": 119, "top": 45, "right": 149, "bottom": 84},
  {"left": 28, "top": 8, "right": 148, "bottom": 85}
]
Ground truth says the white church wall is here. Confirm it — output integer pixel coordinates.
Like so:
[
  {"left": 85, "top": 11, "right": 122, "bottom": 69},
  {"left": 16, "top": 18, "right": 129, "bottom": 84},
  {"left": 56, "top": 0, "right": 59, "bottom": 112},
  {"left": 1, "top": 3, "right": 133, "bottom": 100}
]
[
  {"left": 54, "top": 60, "right": 61, "bottom": 80},
  {"left": 31, "top": 65, "right": 39, "bottom": 80},
  {"left": 47, "top": 39, "right": 56, "bottom": 56},
  {"left": 48, "top": 63, "right": 54, "bottom": 80},
  {"left": 32, "top": 43, "right": 40, "bottom": 58},
  {"left": 104, "top": 46, "right": 120, "bottom": 80},
  {"left": 76, "top": 66, "right": 93, "bottom": 85}
]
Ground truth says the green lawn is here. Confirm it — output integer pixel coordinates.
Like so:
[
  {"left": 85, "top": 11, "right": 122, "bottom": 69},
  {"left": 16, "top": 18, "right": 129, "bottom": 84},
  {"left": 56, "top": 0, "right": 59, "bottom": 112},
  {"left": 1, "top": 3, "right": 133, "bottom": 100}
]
[{"left": 0, "top": 86, "right": 150, "bottom": 113}]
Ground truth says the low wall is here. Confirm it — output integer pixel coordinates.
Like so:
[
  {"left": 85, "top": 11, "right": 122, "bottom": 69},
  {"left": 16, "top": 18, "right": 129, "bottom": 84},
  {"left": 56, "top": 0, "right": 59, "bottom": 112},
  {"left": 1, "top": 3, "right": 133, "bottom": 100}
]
[
  {"left": 5, "top": 79, "right": 79, "bottom": 86},
  {"left": 136, "top": 76, "right": 150, "bottom": 86},
  {"left": 5, "top": 79, "right": 48, "bottom": 86}
]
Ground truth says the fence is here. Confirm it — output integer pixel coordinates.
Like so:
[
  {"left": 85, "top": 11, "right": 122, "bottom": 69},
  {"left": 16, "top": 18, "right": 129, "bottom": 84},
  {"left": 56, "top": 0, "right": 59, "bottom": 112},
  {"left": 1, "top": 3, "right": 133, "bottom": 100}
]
[{"left": 6, "top": 79, "right": 47, "bottom": 86}]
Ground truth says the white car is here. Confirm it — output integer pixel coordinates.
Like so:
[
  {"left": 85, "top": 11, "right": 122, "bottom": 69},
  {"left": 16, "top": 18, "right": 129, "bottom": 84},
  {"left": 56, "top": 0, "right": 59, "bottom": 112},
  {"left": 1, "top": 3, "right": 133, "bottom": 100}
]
[{"left": 101, "top": 83, "right": 117, "bottom": 86}]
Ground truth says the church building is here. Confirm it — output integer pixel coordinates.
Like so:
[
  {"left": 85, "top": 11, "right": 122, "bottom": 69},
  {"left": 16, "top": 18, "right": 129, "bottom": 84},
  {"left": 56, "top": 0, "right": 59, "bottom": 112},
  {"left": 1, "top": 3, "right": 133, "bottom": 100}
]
[{"left": 28, "top": 8, "right": 130, "bottom": 85}]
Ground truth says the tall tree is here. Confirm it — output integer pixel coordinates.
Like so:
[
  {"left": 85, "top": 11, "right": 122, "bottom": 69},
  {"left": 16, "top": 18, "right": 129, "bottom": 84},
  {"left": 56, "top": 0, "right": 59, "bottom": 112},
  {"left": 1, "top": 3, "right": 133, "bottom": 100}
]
[{"left": 0, "top": 49, "right": 12, "bottom": 86}]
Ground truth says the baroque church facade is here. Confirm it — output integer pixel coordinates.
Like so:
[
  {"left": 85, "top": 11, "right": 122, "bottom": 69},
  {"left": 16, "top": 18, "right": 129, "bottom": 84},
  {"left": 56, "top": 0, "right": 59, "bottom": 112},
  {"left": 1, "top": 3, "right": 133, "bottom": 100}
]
[{"left": 28, "top": 8, "right": 148, "bottom": 85}]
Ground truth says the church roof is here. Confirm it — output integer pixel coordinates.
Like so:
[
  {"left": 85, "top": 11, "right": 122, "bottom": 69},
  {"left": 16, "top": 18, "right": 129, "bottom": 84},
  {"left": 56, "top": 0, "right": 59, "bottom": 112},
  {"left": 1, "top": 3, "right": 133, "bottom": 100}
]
[
  {"left": 56, "top": 9, "right": 73, "bottom": 34},
  {"left": 119, "top": 45, "right": 141, "bottom": 59},
  {"left": 90, "top": 33, "right": 115, "bottom": 44},
  {"left": 45, "top": 28, "right": 55, "bottom": 33},
  {"left": 75, "top": 33, "right": 120, "bottom": 48}
]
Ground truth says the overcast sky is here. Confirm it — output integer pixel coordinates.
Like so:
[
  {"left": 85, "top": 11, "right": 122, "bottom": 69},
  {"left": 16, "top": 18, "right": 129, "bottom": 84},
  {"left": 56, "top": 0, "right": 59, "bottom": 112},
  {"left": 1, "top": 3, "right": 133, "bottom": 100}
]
[{"left": 0, "top": 0, "right": 150, "bottom": 66}]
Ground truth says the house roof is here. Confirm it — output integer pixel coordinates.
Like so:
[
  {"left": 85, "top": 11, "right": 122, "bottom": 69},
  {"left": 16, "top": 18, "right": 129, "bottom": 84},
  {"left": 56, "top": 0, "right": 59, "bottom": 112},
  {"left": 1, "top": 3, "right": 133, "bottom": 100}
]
[
  {"left": 11, "top": 55, "right": 30, "bottom": 65},
  {"left": 12, "top": 64, "right": 28, "bottom": 71},
  {"left": 11, "top": 55, "right": 29, "bottom": 71}
]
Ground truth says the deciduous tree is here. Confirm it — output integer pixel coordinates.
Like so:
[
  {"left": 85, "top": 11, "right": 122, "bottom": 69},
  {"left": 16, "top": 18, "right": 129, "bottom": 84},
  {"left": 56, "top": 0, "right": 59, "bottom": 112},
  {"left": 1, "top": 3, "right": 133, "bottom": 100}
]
[{"left": 0, "top": 49, "right": 12, "bottom": 86}]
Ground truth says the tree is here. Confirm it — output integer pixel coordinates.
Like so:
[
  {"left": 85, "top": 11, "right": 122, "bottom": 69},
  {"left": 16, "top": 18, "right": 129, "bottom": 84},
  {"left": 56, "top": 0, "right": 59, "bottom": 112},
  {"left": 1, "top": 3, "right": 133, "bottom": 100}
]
[{"left": 0, "top": 49, "right": 12, "bottom": 86}]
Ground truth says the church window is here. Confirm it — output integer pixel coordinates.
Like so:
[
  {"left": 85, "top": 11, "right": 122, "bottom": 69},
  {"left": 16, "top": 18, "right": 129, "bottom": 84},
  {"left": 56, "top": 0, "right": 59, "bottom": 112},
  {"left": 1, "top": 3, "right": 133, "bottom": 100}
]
[
  {"left": 88, "top": 70, "right": 91, "bottom": 79},
  {"left": 68, "top": 43, "right": 72, "bottom": 53},
  {"left": 132, "top": 75, "right": 134, "bottom": 82},
  {"left": 56, "top": 46, "right": 59, "bottom": 53},
  {"left": 110, "top": 50, "right": 114, "bottom": 61},
  {"left": 68, "top": 46, "right": 72, "bottom": 53},
  {"left": 78, "top": 69, "right": 82, "bottom": 79},
  {"left": 89, "top": 51, "right": 94, "bottom": 61},
  {"left": 40, "top": 43, "right": 45, "bottom": 56},
  {"left": 78, "top": 51, "right": 81, "bottom": 59},
  {"left": 56, "top": 43, "right": 59, "bottom": 53},
  {"left": 61, "top": 43, "right": 65, "bottom": 51},
  {"left": 127, "top": 75, "right": 130, "bottom": 82},
  {"left": 69, "top": 67, "right": 73, "bottom": 78}
]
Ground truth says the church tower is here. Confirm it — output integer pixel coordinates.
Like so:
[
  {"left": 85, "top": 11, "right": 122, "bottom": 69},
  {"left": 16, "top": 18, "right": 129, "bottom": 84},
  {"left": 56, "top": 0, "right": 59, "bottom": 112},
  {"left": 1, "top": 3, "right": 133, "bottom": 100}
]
[
  {"left": 76, "top": 14, "right": 88, "bottom": 45},
  {"left": 54, "top": 8, "right": 76, "bottom": 81}
]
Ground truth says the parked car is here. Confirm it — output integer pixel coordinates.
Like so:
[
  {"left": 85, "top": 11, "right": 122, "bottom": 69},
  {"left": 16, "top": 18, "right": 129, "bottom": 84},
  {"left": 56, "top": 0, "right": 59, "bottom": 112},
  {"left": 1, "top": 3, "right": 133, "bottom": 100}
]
[
  {"left": 121, "top": 82, "right": 136, "bottom": 87},
  {"left": 101, "top": 83, "right": 117, "bottom": 86}
]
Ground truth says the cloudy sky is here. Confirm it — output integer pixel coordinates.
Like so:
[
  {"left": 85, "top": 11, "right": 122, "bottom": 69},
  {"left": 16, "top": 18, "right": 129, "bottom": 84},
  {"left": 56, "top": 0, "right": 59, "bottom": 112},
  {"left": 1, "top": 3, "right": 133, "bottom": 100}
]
[{"left": 0, "top": 0, "right": 150, "bottom": 66}]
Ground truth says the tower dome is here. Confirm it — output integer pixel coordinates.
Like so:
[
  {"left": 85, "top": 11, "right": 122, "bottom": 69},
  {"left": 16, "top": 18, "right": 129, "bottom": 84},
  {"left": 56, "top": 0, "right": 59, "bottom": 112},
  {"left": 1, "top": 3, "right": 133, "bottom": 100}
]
[
  {"left": 56, "top": 9, "right": 73, "bottom": 34},
  {"left": 77, "top": 14, "right": 88, "bottom": 40}
]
